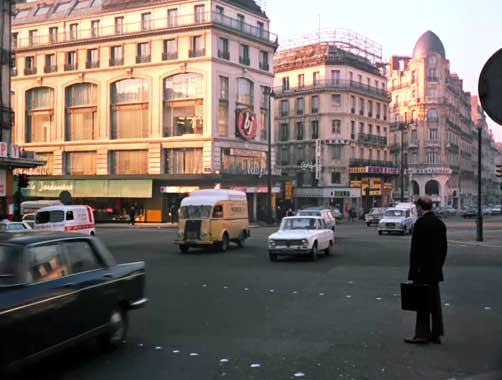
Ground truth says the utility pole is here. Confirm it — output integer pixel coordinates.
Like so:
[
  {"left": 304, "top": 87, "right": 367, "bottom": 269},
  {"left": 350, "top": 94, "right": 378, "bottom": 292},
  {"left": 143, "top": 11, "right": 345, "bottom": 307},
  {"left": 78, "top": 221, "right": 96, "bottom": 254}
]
[
  {"left": 267, "top": 87, "right": 274, "bottom": 225},
  {"left": 400, "top": 122, "right": 405, "bottom": 202}
]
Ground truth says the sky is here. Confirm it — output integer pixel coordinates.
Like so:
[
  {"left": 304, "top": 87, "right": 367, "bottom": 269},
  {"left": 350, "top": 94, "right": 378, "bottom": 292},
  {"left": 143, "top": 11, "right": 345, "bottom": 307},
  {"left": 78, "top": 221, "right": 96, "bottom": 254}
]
[{"left": 264, "top": 0, "right": 502, "bottom": 143}]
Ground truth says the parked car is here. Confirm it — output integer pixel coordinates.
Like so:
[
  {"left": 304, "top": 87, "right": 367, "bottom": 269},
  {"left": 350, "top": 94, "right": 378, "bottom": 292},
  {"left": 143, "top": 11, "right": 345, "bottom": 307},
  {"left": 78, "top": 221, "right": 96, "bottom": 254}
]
[
  {"left": 21, "top": 213, "right": 36, "bottom": 229},
  {"left": 34, "top": 205, "right": 96, "bottom": 235},
  {"left": 365, "top": 207, "right": 386, "bottom": 226},
  {"left": 377, "top": 203, "right": 418, "bottom": 235},
  {"left": 296, "top": 208, "right": 336, "bottom": 231},
  {"left": 0, "top": 232, "right": 147, "bottom": 373},
  {"left": 0, "top": 221, "right": 32, "bottom": 232},
  {"left": 463, "top": 208, "right": 478, "bottom": 218},
  {"left": 268, "top": 216, "right": 335, "bottom": 261},
  {"left": 489, "top": 206, "right": 502, "bottom": 216}
]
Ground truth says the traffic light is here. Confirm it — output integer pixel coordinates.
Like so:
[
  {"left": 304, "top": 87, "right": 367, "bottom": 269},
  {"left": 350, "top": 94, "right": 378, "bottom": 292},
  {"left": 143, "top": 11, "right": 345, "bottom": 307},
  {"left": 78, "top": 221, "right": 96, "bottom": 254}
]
[
  {"left": 497, "top": 165, "right": 502, "bottom": 178},
  {"left": 17, "top": 174, "right": 30, "bottom": 188}
]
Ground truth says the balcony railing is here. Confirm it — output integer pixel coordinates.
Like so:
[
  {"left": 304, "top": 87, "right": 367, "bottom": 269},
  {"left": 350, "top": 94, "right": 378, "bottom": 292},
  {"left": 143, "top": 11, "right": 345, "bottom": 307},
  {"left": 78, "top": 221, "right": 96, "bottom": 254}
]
[
  {"left": 425, "top": 139, "right": 440, "bottom": 147},
  {"left": 13, "top": 11, "right": 278, "bottom": 50},
  {"left": 24, "top": 67, "right": 37, "bottom": 75},
  {"left": 135, "top": 55, "right": 151, "bottom": 63},
  {"left": 64, "top": 63, "right": 78, "bottom": 71},
  {"left": 259, "top": 62, "right": 270, "bottom": 71},
  {"left": 357, "top": 133, "right": 387, "bottom": 146},
  {"left": 217, "top": 50, "right": 230, "bottom": 60},
  {"left": 85, "top": 60, "right": 100, "bottom": 69},
  {"left": 44, "top": 65, "right": 57, "bottom": 73},
  {"left": 239, "top": 56, "right": 250, "bottom": 65},
  {"left": 162, "top": 51, "right": 178, "bottom": 61},
  {"left": 349, "top": 159, "right": 395, "bottom": 168},
  {"left": 189, "top": 49, "right": 205, "bottom": 58},
  {"left": 275, "top": 80, "right": 389, "bottom": 101},
  {"left": 109, "top": 57, "right": 124, "bottom": 66},
  {"left": 408, "top": 140, "right": 419, "bottom": 148}
]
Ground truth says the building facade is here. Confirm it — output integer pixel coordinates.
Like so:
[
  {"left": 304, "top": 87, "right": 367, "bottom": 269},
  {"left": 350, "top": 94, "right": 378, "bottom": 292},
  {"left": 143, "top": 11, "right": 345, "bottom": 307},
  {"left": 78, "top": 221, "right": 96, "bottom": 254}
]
[
  {"left": 11, "top": 0, "right": 278, "bottom": 222},
  {"left": 385, "top": 31, "right": 475, "bottom": 208},
  {"left": 273, "top": 30, "right": 394, "bottom": 215}
]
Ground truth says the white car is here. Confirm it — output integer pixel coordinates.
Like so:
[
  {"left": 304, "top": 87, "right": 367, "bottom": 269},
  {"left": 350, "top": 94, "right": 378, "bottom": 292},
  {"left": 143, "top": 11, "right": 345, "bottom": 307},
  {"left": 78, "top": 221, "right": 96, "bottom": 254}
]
[
  {"left": 296, "top": 208, "right": 336, "bottom": 231},
  {"left": 378, "top": 207, "right": 417, "bottom": 235},
  {"left": 0, "top": 220, "right": 32, "bottom": 232},
  {"left": 268, "top": 216, "right": 335, "bottom": 261}
]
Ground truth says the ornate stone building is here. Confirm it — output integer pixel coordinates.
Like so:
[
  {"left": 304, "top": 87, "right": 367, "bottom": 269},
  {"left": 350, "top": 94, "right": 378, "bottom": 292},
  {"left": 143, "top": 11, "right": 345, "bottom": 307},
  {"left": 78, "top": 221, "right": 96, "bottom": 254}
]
[{"left": 385, "top": 31, "right": 475, "bottom": 208}]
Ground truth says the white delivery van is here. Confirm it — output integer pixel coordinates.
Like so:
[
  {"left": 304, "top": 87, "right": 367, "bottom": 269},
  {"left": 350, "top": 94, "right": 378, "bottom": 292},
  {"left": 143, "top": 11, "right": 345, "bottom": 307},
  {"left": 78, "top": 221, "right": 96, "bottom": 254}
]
[
  {"left": 377, "top": 202, "right": 418, "bottom": 235},
  {"left": 21, "top": 200, "right": 62, "bottom": 216},
  {"left": 34, "top": 205, "right": 96, "bottom": 235}
]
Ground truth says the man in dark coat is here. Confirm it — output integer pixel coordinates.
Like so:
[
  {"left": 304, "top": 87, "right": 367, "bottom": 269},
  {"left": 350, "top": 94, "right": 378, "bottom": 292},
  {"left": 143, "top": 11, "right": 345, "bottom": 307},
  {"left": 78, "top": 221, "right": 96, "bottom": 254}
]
[
  {"left": 129, "top": 206, "right": 136, "bottom": 226},
  {"left": 405, "top": 195, "right": 448, "bottom": 344}
]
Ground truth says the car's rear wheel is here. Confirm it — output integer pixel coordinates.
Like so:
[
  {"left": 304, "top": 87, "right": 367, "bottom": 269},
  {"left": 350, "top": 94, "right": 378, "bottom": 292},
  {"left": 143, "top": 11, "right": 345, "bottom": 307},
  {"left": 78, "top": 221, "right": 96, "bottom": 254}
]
[
  {"left": 179, "top": 245, "right": 189, "bottom": 253},
  {"left": 99, "top": 307, "right": 128, "bottom": 350},
  {"left": 310, "top": 243, "right": 318, "bottom": 261},
  {"left": 236, "top": 231, "right": 246, "bottom": 248},
  {"left": 325, "top": 240, "right": 333, "bottom": 255}
]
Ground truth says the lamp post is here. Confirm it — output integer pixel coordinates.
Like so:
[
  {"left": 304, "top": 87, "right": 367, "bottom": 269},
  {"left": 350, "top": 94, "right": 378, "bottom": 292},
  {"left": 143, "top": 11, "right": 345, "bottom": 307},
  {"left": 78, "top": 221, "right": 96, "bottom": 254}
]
[
  {"left": 267, "top": 87, "right": 275, "bottom": 225},
  {"left": 476, "top": 121, "right": 483, "bottom": 242},
  {"left": 399, "top": 121, "right": 407, "bottom": 202}
]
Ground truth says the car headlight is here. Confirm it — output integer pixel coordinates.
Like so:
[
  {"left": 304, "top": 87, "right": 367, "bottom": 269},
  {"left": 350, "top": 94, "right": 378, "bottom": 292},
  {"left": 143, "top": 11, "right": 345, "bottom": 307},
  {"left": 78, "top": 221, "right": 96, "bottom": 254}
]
[
  {"left": 301, "top": 239, "right": 309, "bottom": 248},
  {"left": 268, "top": 239, "right": 276, "bottom": 247}
]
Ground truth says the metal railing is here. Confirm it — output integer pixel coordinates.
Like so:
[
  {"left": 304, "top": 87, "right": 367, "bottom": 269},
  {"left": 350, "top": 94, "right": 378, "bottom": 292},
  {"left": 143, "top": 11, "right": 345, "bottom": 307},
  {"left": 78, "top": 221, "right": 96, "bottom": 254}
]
[
  {"left": 357, "top": 133, "right": 387, "bottom": 146},
  {"left": 259, "top": 62, "right": 269, "bottom": 71},
  {"left": 85, "top": 60, "right": 100, "bottom": 69},
  {"left": 64, "top": 63, "right": 78, "bottom": 71},
  {"left": 135, "top": 55, "right": 151, "bottom": 63},
  {"left": 162, "top": 51, "right": 178, "bottom": 61},
  {"left": 109, "top": 57, "right": 124, "bottom": 66},
  {"left": 23, "top": 67, "right": 37, "bottom": 75},
  {"left": 14, "top": 11, "right": 278, "bottom": 50},
  {"left": 349, "top": 159, "right": 395, "bottom": 168},
  {"left": 275, "top": 79, "right": 389, "bottom": 101},
  {"left": 217, "top": 50, "right": 230, "bottom": 60},
  {"left": 44, "top": 65, "right": 57, "bottom": 73},
  {"left": 239, "top": 56, "right": 250, "bottom": 65},
  {"left": 189, "top": 49, "right": 205, "bottom": 58}
]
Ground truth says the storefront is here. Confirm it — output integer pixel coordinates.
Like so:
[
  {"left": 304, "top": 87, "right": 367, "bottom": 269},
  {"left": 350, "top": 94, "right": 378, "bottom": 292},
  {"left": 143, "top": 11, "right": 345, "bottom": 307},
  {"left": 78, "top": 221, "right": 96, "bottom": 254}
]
[
  {"left": 294, "top": 187, "right": 362, "bottom": 215},
  {"left": 349, "top": 166, "right": 398, "bottom": 211}
]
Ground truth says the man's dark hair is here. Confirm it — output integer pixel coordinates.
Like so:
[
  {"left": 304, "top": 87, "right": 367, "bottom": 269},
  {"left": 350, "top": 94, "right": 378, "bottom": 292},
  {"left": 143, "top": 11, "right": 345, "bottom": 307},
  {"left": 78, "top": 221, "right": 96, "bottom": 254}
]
[{"left": 415, "top": 196, "right": 433, "bottom": 211}]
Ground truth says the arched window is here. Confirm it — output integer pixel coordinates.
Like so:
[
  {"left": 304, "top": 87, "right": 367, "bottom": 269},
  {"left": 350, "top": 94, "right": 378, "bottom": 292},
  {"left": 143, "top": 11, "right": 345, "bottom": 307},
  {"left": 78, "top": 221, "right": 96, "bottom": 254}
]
[
  {"left": 425, "top": 180, "right": 440, "bottom": 196},
  {"left": 25, "top": 87, "right": 54, "bottom": 143},
  {"left": 237, "top": 78, "right": 254, "bottom": 109},
  {"left": 65, "top": 83, "right": 98, "bottom": 141},
  {"left": 427, "top": 109, "right": 438, "bottom": 123},
  {"left": 163, "top": 73, "right": 204, "bottom": 137},
  {"left": 111, "top": 78, "right": 150, "bottom": 139}
]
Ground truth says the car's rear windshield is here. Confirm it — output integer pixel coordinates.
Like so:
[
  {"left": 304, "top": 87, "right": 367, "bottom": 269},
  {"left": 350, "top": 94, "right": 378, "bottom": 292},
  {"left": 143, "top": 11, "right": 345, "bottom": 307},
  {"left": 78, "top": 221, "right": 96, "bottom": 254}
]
[
  {"left": 0, "top": 245, "right": 22, "bottom": 286},
  {"left": 36, "top": 210, "right": 65, "bottom": 224},
  {"left": 385, "top": 210, "right": 404, "bottom": 217},
  {"left": 298, "top": 211, "right": 321, "bottom": 216}
]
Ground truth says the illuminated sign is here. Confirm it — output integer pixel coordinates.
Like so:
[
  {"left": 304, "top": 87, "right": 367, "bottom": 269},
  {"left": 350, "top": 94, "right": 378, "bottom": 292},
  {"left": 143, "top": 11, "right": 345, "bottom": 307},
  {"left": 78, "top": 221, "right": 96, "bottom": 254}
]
[{"left": 236, "top": 110, "right": 258, "bottom": 141}]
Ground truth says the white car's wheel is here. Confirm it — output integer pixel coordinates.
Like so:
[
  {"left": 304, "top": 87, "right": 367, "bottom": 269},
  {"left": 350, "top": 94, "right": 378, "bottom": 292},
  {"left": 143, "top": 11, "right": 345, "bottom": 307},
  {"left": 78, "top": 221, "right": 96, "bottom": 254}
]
[
  {"left": 310, "top": 243, "right": 318, "bottom": 261},
  {"left": 325, "top": 240, "right": 333, "bottom": 256}
]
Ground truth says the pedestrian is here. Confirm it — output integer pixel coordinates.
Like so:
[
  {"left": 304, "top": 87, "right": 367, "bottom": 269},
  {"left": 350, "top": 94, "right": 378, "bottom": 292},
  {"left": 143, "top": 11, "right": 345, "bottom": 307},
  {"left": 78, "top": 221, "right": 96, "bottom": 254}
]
[
  {"left": 404, "top": 195, "right": 448, "bottom": 344},
  {"left": 348, "top": 208, "right": 354, "bottom": 223},
  {"left": 129, "top": 205, "right": 136, "bottom": 226},
  {"left": 286, "top": 208, "right": 295, "bottom": 217}
]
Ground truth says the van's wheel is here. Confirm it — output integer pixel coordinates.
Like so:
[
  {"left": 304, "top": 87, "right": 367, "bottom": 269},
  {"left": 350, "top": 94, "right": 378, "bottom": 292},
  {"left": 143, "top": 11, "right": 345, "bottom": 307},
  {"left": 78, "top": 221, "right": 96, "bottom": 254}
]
[
  {"left": 325, "top": 240, "right": 333, "bottom": 256},
  {"left": 269, "top": 252, "right": 278, "bottom": 262},
  {"left": 219, "top": 233, "right": 229, "bottom": 252},
  {"left": 236, "top": 231, "right": 246, "bottom": 248},
  {"left": 179, "top": 245, "right": 189, "bottom": 253},
  {"left": 99, "top": 306, "right": 128, "bottom": 350},
  {"left": 310, "top": 242, "right": 318, "bottom": 261},
  {"left": 378, "top": 231, "right": 383, "bottom": 235}
]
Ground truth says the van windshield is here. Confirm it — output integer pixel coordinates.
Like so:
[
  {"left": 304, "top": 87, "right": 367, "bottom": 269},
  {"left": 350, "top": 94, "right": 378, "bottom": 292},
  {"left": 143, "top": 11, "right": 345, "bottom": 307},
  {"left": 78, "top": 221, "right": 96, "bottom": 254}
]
[
  {"left": 36, "top": 210, "right": 65, "bottom": 224},
  {"left": 179, "top": 206, "right": 212, "bottom": 219}
]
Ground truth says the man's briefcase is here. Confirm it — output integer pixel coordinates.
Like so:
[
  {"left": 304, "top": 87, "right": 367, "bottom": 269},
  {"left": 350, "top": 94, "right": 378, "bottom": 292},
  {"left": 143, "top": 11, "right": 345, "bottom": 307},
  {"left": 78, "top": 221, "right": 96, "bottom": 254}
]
[{"left": 401, "top": 282, "right": 433, "bottom": 312}]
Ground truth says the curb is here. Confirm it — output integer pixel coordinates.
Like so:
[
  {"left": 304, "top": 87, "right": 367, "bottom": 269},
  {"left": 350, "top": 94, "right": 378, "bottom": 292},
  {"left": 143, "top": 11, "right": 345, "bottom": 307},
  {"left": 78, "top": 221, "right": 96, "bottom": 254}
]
[{"left": 449, "top": 240, "right": 502, "bottom": 249}]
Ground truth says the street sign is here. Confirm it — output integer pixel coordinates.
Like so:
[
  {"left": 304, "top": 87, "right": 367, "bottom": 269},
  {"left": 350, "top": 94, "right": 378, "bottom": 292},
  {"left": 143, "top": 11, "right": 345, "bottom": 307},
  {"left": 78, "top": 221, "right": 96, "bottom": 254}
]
[{"left": 479, "top": 49, "right": 502, "bottom": 125}]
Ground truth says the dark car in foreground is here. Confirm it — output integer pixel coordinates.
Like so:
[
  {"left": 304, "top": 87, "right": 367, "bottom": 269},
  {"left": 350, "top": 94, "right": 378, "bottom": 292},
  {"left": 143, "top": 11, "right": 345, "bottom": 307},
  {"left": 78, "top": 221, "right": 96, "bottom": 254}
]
[{"left": 0, "top": 232, "right": 147, "bottom": 373}]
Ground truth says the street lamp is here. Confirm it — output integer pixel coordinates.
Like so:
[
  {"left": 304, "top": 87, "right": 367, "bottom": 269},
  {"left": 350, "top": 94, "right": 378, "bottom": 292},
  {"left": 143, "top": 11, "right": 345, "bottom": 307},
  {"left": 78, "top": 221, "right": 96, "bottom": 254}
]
[
  {"left": 267, "top": 87, "right": 275, "bottom": 225},
  {"left": 399, "top": 119, "right": 408, "bottom": 202},
  {"left": 476, "top": 120, "right": 483, "bottom": 242}
]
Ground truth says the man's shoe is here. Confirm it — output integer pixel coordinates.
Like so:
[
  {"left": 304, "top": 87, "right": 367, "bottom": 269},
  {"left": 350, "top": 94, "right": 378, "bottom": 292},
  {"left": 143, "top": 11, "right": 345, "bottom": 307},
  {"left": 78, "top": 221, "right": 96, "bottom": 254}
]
[
  {"left": 404, "top": 337, "right": 429, "bottom": 344},
  {"left": 430, "top": 336, "right": 441, "bottom": 344}
]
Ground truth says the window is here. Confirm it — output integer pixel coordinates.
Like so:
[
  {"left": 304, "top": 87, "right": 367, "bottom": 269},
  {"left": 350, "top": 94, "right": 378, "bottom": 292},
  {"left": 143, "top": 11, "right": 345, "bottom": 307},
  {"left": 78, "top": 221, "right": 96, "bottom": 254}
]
[
  {"left": 25, "top": 87, "right": 54, "bottom": 143},
  {"left": 260, "top": 86, "right": 269, "bottom": 140},
  {"left": 136, "top": 42, "right": 151, "bottom": 63},
  {"left": 282, "top": 77, "right": 290, "bottom": 91},
  {"left": 213, "top": 206, "right": 223, "bottom": 218},
  {"left": 111, "top": 78, "right": 150, "bottom": 139},
  {"left": 368, "top": 101, "right": 373, "bottom": 117},
  {"left": 279, "top": 123, "right": 289, "bottom": 141},
  {"left": 298, "top": 74, "right": 305, "bottom": 88},
  {"left": 168, "top": 8, "right": 178, "bottom": 27},
  {"left": 216, "top": 5, "right": 224, "bottom": 15},
  {"left": 141, "top": 12, "right": 152, "bottom": 30},
  {"left": 163, "top": 39, "right": 178, "bottom": 60},
  {"left": 332, "top": 145, "right": 342, "bottom": 160},
  {"left": 376, "top": 103, "right": 381, "bottom": 119},
  {"left": 219, "top": 76, "right": 229, "bottom": 137},
  {"left": 28, "top": 244, "right": 67, "bottom": 283},
  {"left": 331, "top": 172, "right": 341, "bottom": 184},
  {"left": 237, "top": 14, "right": 245, "bottom": 30},
  {"left": 280, "top": 100, "right": 289, "bottom": 116},
  {"left": 351, "top": 96, "right": 356, "bottom": 113},
  {"left": 427, "top": 109, "right": 439, "bottom": 123},
  {"left": 259, "top": 51, "right": 269, "bottom": 71},
  {"left": 428, "top": 128, "right": 438, "bottom": 141},
  {"left": 86, "top": 48, "right": 99, "bottom": 68},
  {"left": 331, "top": 70, "right": 340, "bottom": 85},
  {"left": 91, "top": 20, "right": 100, "bottom": 37},
  {"left": 332, "top": 94, "right": 341, "bottom": 107},
  {"left": 383, "top": 105, "right": 387, "bottom": 120},
  {"left": 426, "top": 86, "right": 438, "bottom": 98},
  {"left": 296, "top": 98, "right": 304, "bottom": 115},
  {"left": 218, "top": 38, "right": 229, "bottom": 59},
  {"left": 427, "top": 151, "right": 439, "bottom": 165},
  {"left": 69, "top": 23, "right": 78, "bottom": 40},
  {"left": 190, "top": 36, "right": 204, "bottom": 57},
  {"left": 428, "top": 68, "right": 437, "bottom": 81},
  {"left": 65, "top": 151, "right": 97, "bottom": 175},
  {"left": 163, "top": 73, "right": 205, "bottom": 137},
  {"left": 351, "top": 121, "right": 355, "bottom": 139},
  {"left": 49, "top": 27, "right": 58, "bottom": 43},
  {"left": 312, "top": 96, "right": 319, "bottom": 113},
  {"left": 313, "top": 72, "right": 320, "bottom": 86},
  {"left": 239, "top": 44, "right": 250, "bottom": 65},
  {"left": 44, "top": 54, "right": 56, "bottom": 73},
  {"left": 359, "top": 97, "right": 365, "bottom": 114},
  {"left": 65, "top": 51, "right": 77, "bottom": 71},
  {"left": 165, "top": 148, "right": 203, "bottom": 174},
  {"left": 236, "top": 78, "right": 254, "bottom": 108},
  {"left": 35, "top": 5, "right": 51, "bottom": 15},
  {"left": 61, "top": 241, "right": 101, "bottom": 274},
  {"left": 332, "top": 120, "right": 341, "bottom": 134},
  {"left": 115, "top": 17, "right": 124, "bottom": 34},
  {"left": 296, "top": 122, "right": 304, "bottom": 140},
  {"left": 29, "top": 30, "right": 38, "bottom": 46},
  {"left": 110, "top": 46, "right": 124, "bottom": 66},
  {"left": 110, "top": 150, "right": 148, "bottom": 175},
  {"left": 368, "top": 124, "right": 373, "bottom": 135},
  {"left": 311, "top": 120, "right": 319, "bottom": 139},
  {"left": 65, "top": 83, "right": 98, "bottom": 141},
  {"left": 411, "top": 130, "right": 418, "bottom": 144},
  {"left": 359, "top": 122, "right": 364, "bottom": 134},
  {"left": 257, "top": 21, "right": 264, "bottom": 38},
  {"left": 194, "top": 5, "right": 205, "bottom": 23},
  {"left": 55, "top": 2, "right": 71, "bottom": 13}
]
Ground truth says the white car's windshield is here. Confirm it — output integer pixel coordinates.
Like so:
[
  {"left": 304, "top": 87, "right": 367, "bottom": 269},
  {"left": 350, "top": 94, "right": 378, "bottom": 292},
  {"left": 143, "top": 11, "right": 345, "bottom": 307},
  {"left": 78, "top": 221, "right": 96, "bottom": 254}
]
[
  {"left": 280, "top": 218, "right": 318, "bottom": 230},
  {"left": 297, "top": 211, "right": 320, "bottom": 216},
  {"left": 384, "top": 210, "right": 404, "bottom": 217}
]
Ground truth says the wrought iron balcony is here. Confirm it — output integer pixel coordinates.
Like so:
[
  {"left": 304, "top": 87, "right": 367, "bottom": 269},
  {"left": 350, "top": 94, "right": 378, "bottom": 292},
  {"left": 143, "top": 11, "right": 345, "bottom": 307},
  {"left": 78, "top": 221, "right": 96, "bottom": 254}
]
[
  {"left": 189, "top": 49, "right": 206, "bottom": 58},
  {"left": 162, "top": 52, "right": 178, "bottom": 61},
  {"left": 85, "top": 60, "right": 100, "bottom": 69},
  {"left": 239, "top": 56, "right": 250, "bottom": 65},
  {"left": 218, "top": 50, "right": 230, "bottom": 60},
  {"left": 135, "top": 55, "right": 151, "bottom": 64},
  {"left": 23, "top": 67, "right": 37, "bottom": 75},
  {"left": 358, "top": 133, "right": 387, "bottom": 146},
  {"left": 44, "top": 65, "right": 57, "bottom": 73},
  {"left": 109, "top": 57, "right": 124, "bottom": 66},
  {"left": 64, "top": 63, "right": 78, "bottom": 71},
  {"left": 259, "top": 62, "right": 270, "bottom": 71}
]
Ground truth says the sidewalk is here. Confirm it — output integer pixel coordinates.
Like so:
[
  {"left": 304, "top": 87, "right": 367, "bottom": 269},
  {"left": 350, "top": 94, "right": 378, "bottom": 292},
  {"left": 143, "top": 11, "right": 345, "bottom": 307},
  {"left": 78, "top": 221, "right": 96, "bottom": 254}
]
[{"left": 96, "top": 223, "right": 265, "bottom": 229}]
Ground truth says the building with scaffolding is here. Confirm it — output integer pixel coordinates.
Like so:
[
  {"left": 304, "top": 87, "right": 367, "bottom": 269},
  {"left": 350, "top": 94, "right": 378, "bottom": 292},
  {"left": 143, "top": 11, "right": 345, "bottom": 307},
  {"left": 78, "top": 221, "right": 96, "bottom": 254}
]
[{"left": 273, "top": 29, "right": 395, "bottom": 215}]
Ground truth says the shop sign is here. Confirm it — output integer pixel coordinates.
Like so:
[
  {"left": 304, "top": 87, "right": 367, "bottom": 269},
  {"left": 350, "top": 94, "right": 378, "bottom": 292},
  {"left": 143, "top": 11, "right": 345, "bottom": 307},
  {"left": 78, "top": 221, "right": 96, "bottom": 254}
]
[
  {"left": 231, "top": 186, "right": 280, "bottom": 193},
  {"left": 285, "top": 181, "right": 293, "bottom": 200},
  {"left": 349, "top": 166, "right": 399, "bottom": 175},
  {"left": 229, "top": 148, "right": 265, "bottom": 158},
  {"left": 160, "top": 186, "right": 200, "bottom": 194},
  {"left": 384, "top": 182, "right": 393, "bottom": 190},
  {"left": 0, "top": 169, "right": 5, "bottom": 197},
  {"left": 23, "top": 180, "right": 152, "bottom": 198},
  {"left": 0, "top": 143, "right": 20, "bottom": 159},
  {"left": 294, "top": 187, "right": 360, "bottom": 199},
  {"left": 350, "top": 180, "right": 361, "bottom": 188},
  {"left": 299, "top": 161, "right": 316, "bottom": 172},
  {"left": 236, "top": 110, "right": 258, "bottom": 141},
  {"left": 407, "top": 167, "right": 453, "bottom": 175}
]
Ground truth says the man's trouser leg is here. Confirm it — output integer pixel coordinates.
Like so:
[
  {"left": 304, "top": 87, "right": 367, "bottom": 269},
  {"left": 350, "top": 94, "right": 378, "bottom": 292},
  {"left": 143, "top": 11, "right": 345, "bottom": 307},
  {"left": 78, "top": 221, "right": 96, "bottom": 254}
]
[{"left": 431, "top": 283, "right": 444, "bottom": 337}]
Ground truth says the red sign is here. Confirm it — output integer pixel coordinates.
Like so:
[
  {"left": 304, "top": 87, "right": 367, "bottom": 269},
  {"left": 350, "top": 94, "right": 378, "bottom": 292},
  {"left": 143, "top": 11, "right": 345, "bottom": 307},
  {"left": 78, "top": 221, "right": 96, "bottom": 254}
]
[{"left": 236, "top": 110, "right": 258, "bottom": 141}]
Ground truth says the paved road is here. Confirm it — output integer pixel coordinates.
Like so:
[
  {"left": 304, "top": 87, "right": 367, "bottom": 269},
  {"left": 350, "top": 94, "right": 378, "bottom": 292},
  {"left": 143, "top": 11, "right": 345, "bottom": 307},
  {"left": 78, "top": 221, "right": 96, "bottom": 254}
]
[{"left": 20, "top": 220, "right": 502, "bottom": 380}]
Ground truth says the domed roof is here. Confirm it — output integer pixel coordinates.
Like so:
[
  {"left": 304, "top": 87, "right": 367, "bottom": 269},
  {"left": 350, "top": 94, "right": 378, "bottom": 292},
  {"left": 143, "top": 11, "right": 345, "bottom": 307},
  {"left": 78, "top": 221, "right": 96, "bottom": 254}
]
[{"left": 412, "top": 31, "right": 445, "bottom": 59}]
